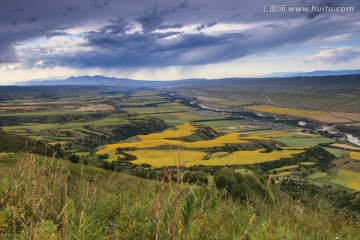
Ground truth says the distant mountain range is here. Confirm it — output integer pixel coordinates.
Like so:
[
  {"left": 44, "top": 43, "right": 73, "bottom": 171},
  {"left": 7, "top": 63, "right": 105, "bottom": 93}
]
[
  {"left": 17, "top": 75, "right": 153, "bottom": 87},
  {"left": 12, "top": 71, "right": 360, "bottom": 94},
  {"left": 14, "top": 69, "right": 360, "bottom": 87},
  {"left": 263, "top": 69, "right": 360, "bottom": 78}
]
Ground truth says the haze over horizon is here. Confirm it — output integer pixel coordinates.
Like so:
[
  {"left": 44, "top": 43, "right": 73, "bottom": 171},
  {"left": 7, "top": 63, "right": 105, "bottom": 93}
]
[{"left": 0, "top": 0, "right": 359, "bottom": 84}]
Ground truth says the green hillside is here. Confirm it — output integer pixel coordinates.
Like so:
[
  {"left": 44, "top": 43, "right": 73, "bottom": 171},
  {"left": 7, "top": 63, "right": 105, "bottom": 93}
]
[
  {"left": 0, "top": 129, "right": 53, "bottom": 155},
  {"left": 0, "top": 153, "right": 358, "bottom": 239}
]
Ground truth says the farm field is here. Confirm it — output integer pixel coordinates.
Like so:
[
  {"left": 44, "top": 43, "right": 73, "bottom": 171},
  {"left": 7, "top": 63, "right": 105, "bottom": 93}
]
[
  {"left": 124, "top": 102, "right": 191, "bottom": 114},
  {"left": 97, "top": 121, "right": 307, "bottom": 166},
  {"left": 331, "top": 169, "right": 360, "bottom": 191},
  {"left": 0, "top": 110, "right": 89, "bottom": 117},
  {"left": 323, "top": 147, "right": 348, "bottom": 157},
  {"left": 1, "top": 86, "right": 359, "bottom": 194},
  {"left": 270, "top": 165, "right": 299, "bottom": 172},
  {"left": 274, "top": 137, "right": 335, "bottom": 148},
  {"left": 350, "top": 152, "right": 360, "bottom": 160},
  {"left": 329, "top": 112, "right": 360, "bottom": 122},
  {"left": 330, "top": 143, "right": 360, "bottom": 151},
  {"left": 244, "top": 104, "right": 355, "bottom": 123},
  {"left": 127, "top": 148, "right": 303, "bottom": 167},
  {"left": 149, "top": 112, "right": 225, "bottom": 125},
  {"left": 273, "top": 171, "right": 294, "bottom": 177},
  {"left": 299, "top": 162, "right": 316, "bottom": 166},
  {"left": 97, "top": 123, "right": 255, "bottom": 159},
  {"left": 197, "top": 96, "right": 250, "bottom": 106},
  {"left": 245, "top": 105, "right": 325, "bottom": 117},
  {"left": 239, "top": 130, "right": 292, "bottom": 139},
  {"left": 3, "top": 115, "right": 129, "bottom": 132},
  {"left": 130, "top": 150, "right": 207, "bottom": 167},
  {"left": 307, "top": 114, "right": 354, "bottom": 123},
  {"left": 307, "top": 171, "right": 329, "bottom": 179},
  {"left": 199, "top": 120, "right": 255, "bottom": 131}
]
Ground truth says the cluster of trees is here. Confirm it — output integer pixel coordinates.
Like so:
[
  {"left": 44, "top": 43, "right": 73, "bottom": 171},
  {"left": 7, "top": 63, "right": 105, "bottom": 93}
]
[
  {"left": 256, "top": 147, "right": 336, "bottom": 172},
  {"left": 213, "top": 167, "right": 267, "bottom": 201},
  {"left": 112, "top": 118, "right": 169, "bottom": 140},
  {"left": 53, "top": 143, "right": 82, "bottom": 164},
  {"left": 115, "top": 147, "right": 137, "bottom": 161},
  {"left": 174, "top": 125, "right": 222, "bottom": 142},
  {"left": 280, "top": 179, "right": 360, "bottom": 213}
]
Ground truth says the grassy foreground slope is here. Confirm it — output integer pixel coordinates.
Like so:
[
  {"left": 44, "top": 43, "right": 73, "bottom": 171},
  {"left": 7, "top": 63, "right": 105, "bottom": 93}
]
[
  {"left": 0, "top": 153, "right": 359, "bottom": 239},
  {"left": 0, "top": 129, "right": 53, "bottom": 155}
]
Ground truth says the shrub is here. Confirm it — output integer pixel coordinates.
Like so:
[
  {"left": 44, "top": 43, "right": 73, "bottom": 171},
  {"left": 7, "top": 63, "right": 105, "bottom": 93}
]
[{"left": 68, "top": 154, "right": 80, "bottom": 164}]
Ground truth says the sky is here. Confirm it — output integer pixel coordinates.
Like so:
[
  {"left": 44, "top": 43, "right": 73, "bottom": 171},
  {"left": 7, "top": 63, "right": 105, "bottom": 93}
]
[{"left": 0, "top": 0, "right": 359, "bottom": 84}]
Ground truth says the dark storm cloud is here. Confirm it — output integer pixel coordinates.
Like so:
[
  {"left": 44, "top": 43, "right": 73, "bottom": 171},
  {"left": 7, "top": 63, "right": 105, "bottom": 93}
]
[
  {"left": 137, "top": 4, "right": 166, "bottom": 32},
  {"left": 0, "top": 0, "right": 359, "bottom": 67},
  {"left": 50, "top": 26, "right": 241, "bottom": 67},
  {"left": 196, "top": 22, "right": 217, "bottom": 31}
]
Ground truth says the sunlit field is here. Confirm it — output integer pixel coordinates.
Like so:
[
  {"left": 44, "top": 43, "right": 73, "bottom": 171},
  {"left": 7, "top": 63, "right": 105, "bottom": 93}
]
[
  {"left": 331, "top": 169, "right": 360, "bottom": 191},
  {"left": 245, "top": 105, "right": 324, "bottom": 117},
  {"left": 350, "top": 151, "right": 360, "bottom": 160}
]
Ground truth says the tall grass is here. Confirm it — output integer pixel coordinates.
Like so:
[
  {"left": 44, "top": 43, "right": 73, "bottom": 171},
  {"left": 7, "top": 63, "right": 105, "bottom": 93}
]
[{"left": 0, "top": 153, "right": 359, "bottom": 239}]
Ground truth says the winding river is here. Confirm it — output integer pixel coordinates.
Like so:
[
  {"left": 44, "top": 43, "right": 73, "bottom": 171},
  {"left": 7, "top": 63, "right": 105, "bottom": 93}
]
[{"left": 345, "top": 134, "right": 360, "bottom": 147}]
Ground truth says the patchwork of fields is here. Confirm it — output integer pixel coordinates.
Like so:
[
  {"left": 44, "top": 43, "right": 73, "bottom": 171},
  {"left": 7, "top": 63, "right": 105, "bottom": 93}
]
[
  {"left": 245, "top": 105, "right": 357, "bottom": 123},
  {"left": 98, "top": 123, "right": 307, "bottom": 166},
  {"left": 1, "top": 87, "right": 359, "bottom": 192}
]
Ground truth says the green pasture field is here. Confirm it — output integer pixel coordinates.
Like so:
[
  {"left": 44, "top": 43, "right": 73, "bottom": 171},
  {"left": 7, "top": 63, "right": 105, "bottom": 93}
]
[
  {"left": 331, "top": 169, "right": 360, "bottom": 191},
  {"left": 0, "top": 110, "right": 88, "bottom": 117},
  {"left": 181, "top": 89, "right": 360, "bottom": 113},
  {"left": 153, "top": 112, "right": 226, "bottom": 125},
  {"left": 197, "top": 96, "right": 250, "bottom": 106},
  {"left": 270, "top": 165, "right": 299, "bottom": 172},
  {"left": 273, "top": 171, "right": 294, "bottom": 177},
  {"left": 3, "top": 115, "right": 129, "bottom": 132},
  {"left": 124, "top": 102, "right": 192, "bottom": 114},
  {"left": 274, "top": 137, "right": 335, "bottom": 148},
  {"left": 307, "top": 171, "right": 329, "bottom": 179},
  {"left": 259, "top": 92, "right": 360, "bottom": 113},
  {"left": 323, "top": 147, "right": 348, "bottom": 157},
  {"left": 200, "top": 120, "right": 252, "bottom": 130},
  {"left": 117, "top": 101, "right": 166, "bottom": 106},
  {"left": 234, "top": 168, "right": 255, "bottom": 175}
]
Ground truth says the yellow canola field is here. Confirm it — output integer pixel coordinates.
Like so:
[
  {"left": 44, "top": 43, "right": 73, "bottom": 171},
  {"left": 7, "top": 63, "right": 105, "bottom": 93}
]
[
  {"left": 245, "top": 105, "right": 324, "bottom": 117},
  {"left": 238, "top": 130, "right": 302, "bottom": 139},
  {"left": 97, "top": 123, "right": 251, "bottom": 160},
  {"left": 140, "top": 123, "right": 197, "bottom": 140},
  {"left": 349, "top": 152, "right": 360, "bottom": 160},
  {"left": 130, "top": 149, "right": 303, "bottom": 167},
  {"left": 131, "top": 150, "right": 208, "bottom": 167},
  {"left": 133, "top": 132, "right": 249, "bottom": 149},
  {"left": 48, "top": 141, "right": 66, "bottom": 146},
  {"left": 188, "top": 149, "right": 303, "bottom": 166},
  {"left": 98, "top": 132, "right": 249, "bottom": 160},
  {"left": 96, "top": 122, "right": 303, "bottom": 166}
]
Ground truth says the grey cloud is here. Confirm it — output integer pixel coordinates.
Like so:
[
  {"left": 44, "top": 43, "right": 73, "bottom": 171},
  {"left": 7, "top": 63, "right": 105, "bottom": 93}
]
[
  {"left": 196, "top": 22, "right": 217, "bottom": 31},
  {"left": 91, "top": 0, "right": 111, "bottom": 9},
  {"left": 0, "top": 0, "right": 359, "bottom": 68},
  {"left": 137, "top": 4, "right": 165, "bottom": 31}
]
